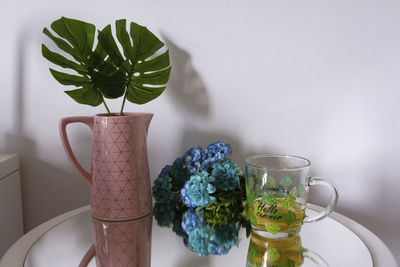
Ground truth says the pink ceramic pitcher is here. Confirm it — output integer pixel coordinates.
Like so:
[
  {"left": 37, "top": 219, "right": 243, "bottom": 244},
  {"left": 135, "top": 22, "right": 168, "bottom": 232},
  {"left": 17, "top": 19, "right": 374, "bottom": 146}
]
[{"left": 59, "top": 113, "right": 153, "bottom": 221}]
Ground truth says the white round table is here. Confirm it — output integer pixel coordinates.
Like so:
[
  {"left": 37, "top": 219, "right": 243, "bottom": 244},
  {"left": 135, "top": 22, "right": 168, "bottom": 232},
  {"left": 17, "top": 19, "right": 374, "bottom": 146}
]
[{"left": 0, "top": 204, "right": 397, "bottom": 267}]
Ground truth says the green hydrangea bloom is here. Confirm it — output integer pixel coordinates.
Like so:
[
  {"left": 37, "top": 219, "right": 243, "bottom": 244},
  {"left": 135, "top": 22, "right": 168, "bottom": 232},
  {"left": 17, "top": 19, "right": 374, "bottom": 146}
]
[
  {"left": 152, "top": 175, "right": 175, "bottom": 203},
  {"left": 153, "top": 201, "right": 176, "bottom": 227},
  {"left": 211, "top": 159, "right": 241, "bottom": 191},
  {"left": 171, "top": 157, "right": 187, "bottom": 185}
]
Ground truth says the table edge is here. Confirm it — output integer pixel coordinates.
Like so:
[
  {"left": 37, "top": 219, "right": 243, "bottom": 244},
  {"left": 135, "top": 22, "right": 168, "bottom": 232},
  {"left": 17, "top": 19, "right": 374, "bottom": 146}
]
[
  {"left": 307, "top": 203, "right": 398, "bottom": 267},
  {"left": 0, "top": 206, "right": 90, "bottom": 267}
]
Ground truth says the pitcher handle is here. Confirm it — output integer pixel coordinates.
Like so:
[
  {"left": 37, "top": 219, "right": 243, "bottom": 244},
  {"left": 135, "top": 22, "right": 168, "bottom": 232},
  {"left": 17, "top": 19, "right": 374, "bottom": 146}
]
[
  {"left": 79, "top": 244, "right": 96, "bottom": 267},
  {"left": 59, "top": 116, "right": 93, "bottom": 184},
  {"left": 303, "top": 177, "right": 339, "bottom": 223}
]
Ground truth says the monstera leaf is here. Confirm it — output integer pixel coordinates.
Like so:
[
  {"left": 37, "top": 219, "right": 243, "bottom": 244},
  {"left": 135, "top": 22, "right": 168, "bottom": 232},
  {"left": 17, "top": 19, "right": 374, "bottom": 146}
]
[
  {"left": 42, "top": 17, "right": 170, "bottom": 114},
  {"left": 42, "top": 17, "right": 122, "bottom": 109},
  {"left": 97, "top": 19, "right": 171, "bottom": 109}
]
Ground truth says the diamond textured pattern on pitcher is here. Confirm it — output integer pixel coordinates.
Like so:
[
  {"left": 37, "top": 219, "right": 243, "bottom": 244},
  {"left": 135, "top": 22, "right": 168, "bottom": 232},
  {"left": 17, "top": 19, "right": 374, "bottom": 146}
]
[
  {"left": 91, "top": 115, "right": 152, "bottom": 221},
  {"left": 92, "top": 214, "right": 152, "bottom": 267}
]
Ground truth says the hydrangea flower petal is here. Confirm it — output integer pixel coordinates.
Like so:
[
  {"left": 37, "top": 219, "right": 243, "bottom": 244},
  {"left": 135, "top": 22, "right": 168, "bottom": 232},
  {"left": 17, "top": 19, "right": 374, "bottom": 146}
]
[
  {"left": 181, "top": 171, "right": 216, "bottom": 207},
  {"left": 183, "top": 146, "right": 207, "bottom": 175},
  {"left": 170, "top": 157, "right": 187, "bottom": 184},
  {"left": 181, "top": 208, "right": 204, "bottom": 233},
  {"left": 187, "top": 225, "right": 217, "bottom": 257},
  {"left": 204, "top": 141, "right": 232, "bottom": 168},
  {"left": 211, "top": 158, "right": 241, "bottom": 191},
  {"left": 152, "top": 175, "right": 175, "bottom": 202},
  {"left": 158, "top": 165, "right": 171, "bottom": 178},
  {"left": 214, "top": 223, "right": 239, "bottom": 249},
  {"left": 153, "top": 201, "right": 176, "bottom": 227}
]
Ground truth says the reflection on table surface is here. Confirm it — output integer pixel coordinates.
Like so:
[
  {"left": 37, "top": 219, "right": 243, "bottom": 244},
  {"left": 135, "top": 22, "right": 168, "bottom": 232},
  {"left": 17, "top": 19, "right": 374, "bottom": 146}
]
[
  {"left": 82, "top": 215, "right": 329, "bottom": 267},
  {"left": 79, "top": 214, "right": 152, "bottom": 267},
  {"left": 24, "top": 209, "right": 373, "bottom": 267},
  {"left": 246, "top": 231, "right": 328, "bottom": 267}
]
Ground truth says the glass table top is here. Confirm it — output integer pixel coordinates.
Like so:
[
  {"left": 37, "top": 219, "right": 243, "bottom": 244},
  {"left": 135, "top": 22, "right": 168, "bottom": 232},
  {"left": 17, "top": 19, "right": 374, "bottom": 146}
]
[{"left": 23, "top": 208, "right": 372, "bottom": 267}]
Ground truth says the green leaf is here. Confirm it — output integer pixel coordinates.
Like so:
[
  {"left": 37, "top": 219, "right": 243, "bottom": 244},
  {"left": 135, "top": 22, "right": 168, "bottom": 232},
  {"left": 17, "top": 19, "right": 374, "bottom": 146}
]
[
  {"left": 43, "top": 17, "right": 171, "bottom": 110},
  {"left": 265, "top": 223, "right": 281, "bottom": 234},
  {"left": 203, "top": 190, "right": 243, "bottom": 227},
  {"left": 267, "top": 248, "right": 280, "bottom": 262},
  {"left": 266, "top": 176, "right": 276, "bottom": 188},
  {"left": 88, "top": 42, "right": 108, "bottom": 70},
  {"left": 134, "top": 51, "right": 170, "bottom": 71},
  {"left": 249, "top": 245, "right": 257, "bottom": 261},
  {"left": 64, "top": 85, "right": 102, "bottom": 106},
  {"left": 283, "top": 259, "right": 296, "bottom": 267},
  {"left": 130, "top": 21, "right": 164, "bottom": 61},
  {"left": 91, "top": 69, "right": 125, "bottom": 98},
  {"left": 281, "top": 194, "right": 296, "bottom": 209},
  {"left": 49, "top": 68, "right": 90, "bottom": 86},
  {"left": 255, "top": 187, "right": 263, "bottom": 197},
  {"left": 301, "top": 213, "right": 307, "bottom": 225},
  {"left": 268, "top": 209, "right": 283, "bottom": 223},
  {"left": 297, "top": 184, "right": 304, "bottom": 197},
  {"left": 42, "top": 45, "right": 87, "bottom": 75},
  {"left": 284, "top": 210, "right": 296, "bottom": 226},
  {"left": 50, "top": 17, "right": 95, "bottom": 59},
  {"left": 134, "top": 66, "right": 171, "bottom": 86},
  {"left": 250, "top": 211, "right": 257, "bottom": 225},
  {"left": 97, "top": 25, "right": 127, "bottom": 71},
  {"left": 115, "top": 19, "right": 137, "bottom": 63},
  {"left": 98, "top": 20, "right": 171, "bottom": 105},
  {"left": 289, "top": 187, "right": 297, "bottom": 197},
  {"left": 42, "top": 17, "right": 118, "bottom": 108},
  {"left": 249, "top": 175, "right": 255, "bottom": 189},
  {"left": 126, "top": 75, "right": 168, "bottom": 104},
  {"left": 274, "top": 190, "right": 286, "bottom": 198},
  {"left": 262, "top": 192, "right": 277, "bottom": 206},
  {"left": 43, "top": 28, "right": 81, "bottom": 62},
  {"left": 246, "top": 187, "right": 255, "bottom": 207},
  {"left": 280, "top": 176, "right": 293, "bottom": 187},
  {"left": 254, "top": 201, "right": 265, "bottom": 216}
]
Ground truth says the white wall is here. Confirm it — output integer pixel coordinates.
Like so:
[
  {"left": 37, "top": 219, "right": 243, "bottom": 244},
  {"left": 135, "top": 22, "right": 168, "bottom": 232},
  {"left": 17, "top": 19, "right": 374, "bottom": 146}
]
[{"left": 1, "top": 0, "right": 399, "bottom": 261}]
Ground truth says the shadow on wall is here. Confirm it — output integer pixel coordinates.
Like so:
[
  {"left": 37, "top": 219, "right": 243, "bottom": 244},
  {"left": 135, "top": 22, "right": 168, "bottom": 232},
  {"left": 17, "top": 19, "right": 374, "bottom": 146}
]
[
  {"left": 5, "top": 31, "right": 90, "bottom": 231},
  {"left": 161, "top": 34, "right": 276, "bottom": 166},
  {"left": 161, "top": 33, "right": 210, "bottom": 118}
]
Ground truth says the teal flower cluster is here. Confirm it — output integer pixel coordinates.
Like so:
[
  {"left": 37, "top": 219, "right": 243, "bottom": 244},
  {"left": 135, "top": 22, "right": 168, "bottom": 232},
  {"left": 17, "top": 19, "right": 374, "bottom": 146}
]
[
  {"left": 152, "top": 175, "right": 175, "bottom": 203},
  {"left": 153, "top": 201, "right": 176, "bottom": 227},
  {"left": 171, "top": 157, "right": 187, "bottom": 184},
  {"left": 152, "top": 141, "right": 250, "bottom": 257},
  {"left": 187, "top": 225, "right": 217, "bottom": 256},
  {"left": 152, "top": 175, "right": 176, "bottom": 227},
  {"left": 181, "top": 171, "right": 216, "bottom": 207},
  {"left": 185, "top": 222, "right": 239, "bottom": 256},
  {"left": 212, "top": 159, "right": 241, "bottom": 191}
]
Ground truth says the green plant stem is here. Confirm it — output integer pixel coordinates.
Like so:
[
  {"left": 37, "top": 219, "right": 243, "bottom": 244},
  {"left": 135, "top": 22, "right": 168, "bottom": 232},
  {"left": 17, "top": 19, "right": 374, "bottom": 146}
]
[
  {"left": 102, "top": 99, "right": 111, "bottom": 116},
  {"left": 120, "top": 93, "right": 127, "bottom": 115},
  {"left": 119, "top": 74, "right": 133, "bottom": 115}
]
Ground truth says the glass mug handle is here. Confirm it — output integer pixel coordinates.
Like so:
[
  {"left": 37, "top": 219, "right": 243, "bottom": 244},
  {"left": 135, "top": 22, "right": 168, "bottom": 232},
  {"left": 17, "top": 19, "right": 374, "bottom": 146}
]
[{"left": 303, "top": 177, "right": 339, "bottom": 223}]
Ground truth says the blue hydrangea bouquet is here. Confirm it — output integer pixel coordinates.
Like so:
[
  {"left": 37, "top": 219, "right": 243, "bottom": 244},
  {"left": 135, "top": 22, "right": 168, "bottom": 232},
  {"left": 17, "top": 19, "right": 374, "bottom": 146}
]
[{"left": 152, "top": 141, "right": 251, "bottom": 257}]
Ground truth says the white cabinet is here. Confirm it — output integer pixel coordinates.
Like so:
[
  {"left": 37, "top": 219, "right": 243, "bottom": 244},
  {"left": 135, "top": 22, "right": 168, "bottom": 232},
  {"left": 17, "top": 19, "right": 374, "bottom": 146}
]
[{"left": 0, "top": 154, "right": 23, "bottom": 257}]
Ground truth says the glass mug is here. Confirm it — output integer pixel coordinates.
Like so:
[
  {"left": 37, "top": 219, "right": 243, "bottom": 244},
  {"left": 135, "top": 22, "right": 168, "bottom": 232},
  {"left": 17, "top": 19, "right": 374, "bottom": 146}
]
[{"left": 245, "top": 155, "right": 338, "bottom": 238}]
